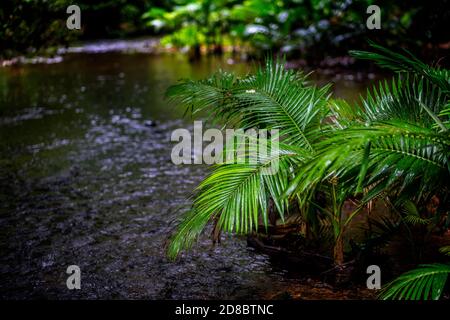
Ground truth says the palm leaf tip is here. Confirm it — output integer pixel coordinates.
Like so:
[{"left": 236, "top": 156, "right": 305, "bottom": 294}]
[{"left": 166, "top": 208, "right": 213, "bottom": 260}]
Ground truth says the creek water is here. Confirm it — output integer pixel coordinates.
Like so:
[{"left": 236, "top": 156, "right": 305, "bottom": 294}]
[{"left": 0, "top": 41, "right": 375, "bottom": 299}]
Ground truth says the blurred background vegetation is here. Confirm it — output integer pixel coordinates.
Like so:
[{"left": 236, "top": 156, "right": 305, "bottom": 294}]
[{"left": 1, "top": 0, "right": 449, "bottom": 63}]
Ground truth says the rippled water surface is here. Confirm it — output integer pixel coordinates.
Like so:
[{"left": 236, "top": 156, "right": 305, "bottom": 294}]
[{"left": 0, "top": 44, "right": 374, "bottom": 299}]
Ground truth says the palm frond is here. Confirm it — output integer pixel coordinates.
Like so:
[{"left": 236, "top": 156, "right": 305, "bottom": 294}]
[
  {"left": 400, "top": 200, "right": 431, "bottom": 225},
  {"left": 360, "top": 75, "right": 448, "bottom": 129},
  {"left": 328, "top": 98, "right": 365, "bottom": 127},
  {"left": 167, "top": 139, "right": 307, "bottom": 259},
  {"left": 380, "top": 263, "right": 450, "bottom": 300},
  {"left": 439, "top": 246, "right": 450, "bottom": 257},
  {"left": 165, "top": 70, "right": 240, "bottom": 126},
  {"left": 167, "top": 59, "right": 331, "bottom": 149},
  {"left": 286, "top": 121, "right": 450, "bottom": 204},
  {"left": 439, "top": 102, "right": 450, "bottom": 129},
  {"left": 232, "top": 60, "right": 331, "bottom": 149},
  {"left": 350, "top": 42, "right": 450, "bottom": 94}
]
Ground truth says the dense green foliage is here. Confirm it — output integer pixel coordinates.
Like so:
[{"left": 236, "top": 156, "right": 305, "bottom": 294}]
[
  {"left": 2, "top": 1, "right": 449, "bottom": 61},
  {"left": 77, "top": 0, "right": 162, "bottom": 39},
  {"left": 1, "top": 0, "right": 161, "bottom": 58},
  {"left": 145, "top": 0, "right": 450, "bottom": 61},
  {"left": 1, "top": 0, "right": 76, "bottom": 58},
  {"left": 166, "top": 44, "right": 450, "bottom": 299}
]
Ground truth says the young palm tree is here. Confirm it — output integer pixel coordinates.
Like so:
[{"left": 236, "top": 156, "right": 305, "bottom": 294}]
[
  {"left": 166, "top": 44, "right": 449, "bottom": 298},
  {"left": 165, "top": 60, "right": 331, "bottom": 259}
]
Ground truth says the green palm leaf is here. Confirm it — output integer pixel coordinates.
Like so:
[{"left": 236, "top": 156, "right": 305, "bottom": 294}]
[
  {"left": 165, "top": 70, "right": 241, "bottom": 125},
  {"left": 231, "top": 60, "right": 331, "bottom": 149},
  {"left": 380, "top": 263, "right": 450, "bottom": 300},
  {"left": 167, "top": 59, "right": 331, "bottom": 149},
  {"left": 350, "top": 42, "right": 450, "bottom": 94},
  {"left": 360, "top": 75, "right": 448, "bottom": 128},
  {"left": 167, "top": 140, "right": 307, "bottom": 259},
  {"left": 286, "top": 121, "right": 450, "bottom": 204}
]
